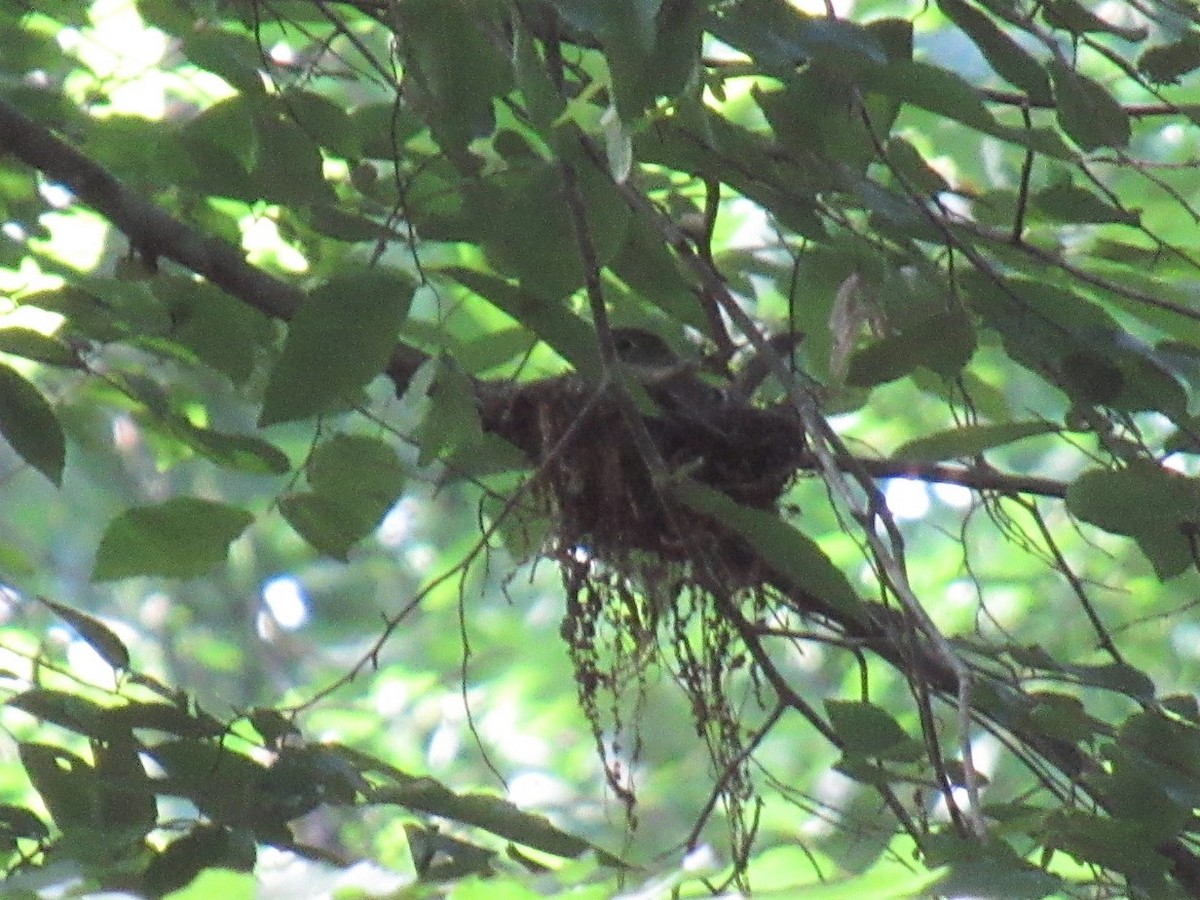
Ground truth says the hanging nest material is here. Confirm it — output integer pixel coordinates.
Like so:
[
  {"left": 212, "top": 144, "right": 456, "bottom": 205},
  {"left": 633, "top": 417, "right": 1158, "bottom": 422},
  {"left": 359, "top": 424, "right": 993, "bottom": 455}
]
[
  {"left": 478, "top": 374, "right": 807, "bottom": 565},
  {"left": 477, "top": 372, "right": 808, "bottom": 857}
]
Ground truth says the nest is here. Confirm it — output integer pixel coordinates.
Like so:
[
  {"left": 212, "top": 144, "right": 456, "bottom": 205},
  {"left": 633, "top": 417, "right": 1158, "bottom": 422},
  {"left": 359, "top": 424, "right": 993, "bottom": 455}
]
[
  {"left": 479, "top": 375, "right": 806, "bottom": 565},
  {"left": 477, "top": 374, "right": 809, "bottom": 855}
]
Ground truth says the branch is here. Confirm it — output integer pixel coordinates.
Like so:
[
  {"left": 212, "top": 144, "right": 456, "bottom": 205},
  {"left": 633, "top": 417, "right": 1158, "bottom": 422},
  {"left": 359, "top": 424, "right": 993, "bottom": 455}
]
[
  {"left": 834, "top": 456, "right": 1068, "bottom": 499},
  {"left": 0, "top": 98, "right": 426, "bottom": 392}
]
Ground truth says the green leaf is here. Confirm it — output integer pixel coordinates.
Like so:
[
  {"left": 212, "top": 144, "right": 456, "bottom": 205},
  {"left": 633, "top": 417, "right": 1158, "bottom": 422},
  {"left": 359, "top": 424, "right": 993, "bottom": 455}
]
[
  {"left": 414, "top": 361, "right": 487, "bottom": 468},
  {"left": 1067, "top": 462, "right": 1199, "bottom": 536},
  {"left": 279, "top": 493, "right": 370, "bottom": 560},
  {"left": 861, "top": 60, "right": 995, "bottom": 131},
  {"left": 92, "top": 498, "right": 253, "bottom": 581},
  {"left": 0, "top": 362, "right": 65, "bottom": 485},
  {"left": 308, "top": 433, "right": 406, "bottom": 500},
  {"left": 7, "top": 689, "right": 122, "bottom": 741},
  {"left": 1032, "top": 181, "right": 1139, "bottom": 225},
  {"left": 1044, "top": 809, "right": 1166, "bottom": 880},
  {"left": 162, "top": 867, "right": 255, "bottom": 900},
  {"left": 251, "top": 106, "right": 335, "bottom": 207},
  {"left": 826, "top": 700, "right": 917, "bottom": 757},
  {"left": 280, "top": 89, "right": 360, "bottom": 160},
  {"left": 1042, "top": 0, "right": 1147, "bottom": 41},
  {"left": 180, "top": 95, "right": 258, "bottom": 176},
  {"left": 894, "top": 421, "right": 1060, "bottom": 462},
  {"left": 846, "top": 312, "right": 975, "bottom": 387},
  {"left": 259, "top": 269, "right": 412, "bottom": 426},
  {"left": 18, "top": 743, "right": 99, "bottom": 832},
  {"left": 359, "top": 759, "right": 622, "bottom": 866},
  {"left": 936, "top": 0, "right": 1053, "bottom": 102},
  {"left": 148, "top": 739, "right": 267, "bottom": 824},
  {"left": 676, "top": 481, "right": 863, "bottom": 618},
  {"left": 1066, "top": 462, "right": 1199, "bottom": 578},
  {"left": 1139, "top": 36, "right": 1200, "bottom": 86},
  {"left": 708, "top": 0, "right": 888, "bottom": 72},
  {"left": 172, "top": 422, "right": 291, "bottom": 476},
  {"left": 181, "top": 28, "right": 266, "bottom": 96},
  {"left": 281, "top": 434, "right": 406, "bottom": 558},
  {"left": 1049, "top": 60, "right": 1131, "bottom": 151},
  {"left": 0, "top": 327, "right": 81, "bottom": 367},
  {"left": 0, "top": 804, "right": 49, "bottom": 841},
  {"left": 39, "top": 596, "right": 130, "bottom": 670},
  {"left": 470, "top": 159, "right": 631, "bottom": 303},
  {"left": 146, "top": 825, "right": 256, "bottom": 899},
  {"left": 154, "top": 276, "right": 274, "bottom": 382},
  {"left": 394, "top": 0, "right": 511, "bottom": 162},
  {"left": 349, "top": 102, "right": 422, "bottom": 159},
  {"left": 444, "top": 270, "right": 599, "bottom": 382}
]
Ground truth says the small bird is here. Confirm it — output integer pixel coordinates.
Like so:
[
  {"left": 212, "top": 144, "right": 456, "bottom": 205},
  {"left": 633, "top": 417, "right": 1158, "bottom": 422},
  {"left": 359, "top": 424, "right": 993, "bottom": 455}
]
[
  {"left": 610, "top": 326, "right": 803, "bottom": 413},
  {"left": 610, "top": 327, "right": 725, "bottom": 418}
]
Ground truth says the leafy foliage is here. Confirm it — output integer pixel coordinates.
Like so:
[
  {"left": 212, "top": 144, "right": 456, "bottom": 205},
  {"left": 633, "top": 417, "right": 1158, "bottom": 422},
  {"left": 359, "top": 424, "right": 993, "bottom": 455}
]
[{"left": 3, "top": 0, "right": 1200, "bottom": 896}]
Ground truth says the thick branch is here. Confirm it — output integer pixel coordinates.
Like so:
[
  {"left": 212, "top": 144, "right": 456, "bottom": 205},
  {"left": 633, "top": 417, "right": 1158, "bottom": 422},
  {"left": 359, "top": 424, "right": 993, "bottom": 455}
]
[
  {"left": 0, "top": 98, "right": 426, "bottom": 391},
  {"left": 838, "top": 456, "right": 1068, "bottom": 499}
]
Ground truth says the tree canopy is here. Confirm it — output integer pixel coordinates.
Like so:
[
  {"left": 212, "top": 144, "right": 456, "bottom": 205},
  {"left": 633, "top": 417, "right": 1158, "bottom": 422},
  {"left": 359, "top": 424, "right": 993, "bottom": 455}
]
[{"left": 5, "top": 0, "right": 1200, "bottom": 896}]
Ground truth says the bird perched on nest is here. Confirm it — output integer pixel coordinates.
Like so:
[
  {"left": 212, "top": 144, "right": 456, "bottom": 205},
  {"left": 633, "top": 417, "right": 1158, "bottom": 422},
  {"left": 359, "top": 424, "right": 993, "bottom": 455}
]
[
  {"left": 611, "top": 327, "right": 726, "bottom": 418},
  {"left": 610, "top": 326, "right": 801, "bottom": 417}
]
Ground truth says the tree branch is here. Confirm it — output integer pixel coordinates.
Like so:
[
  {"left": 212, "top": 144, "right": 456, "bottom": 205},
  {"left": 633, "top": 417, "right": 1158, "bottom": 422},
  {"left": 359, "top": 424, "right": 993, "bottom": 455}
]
[{"left": 0, "top": 98, "right": 426, "bottom": 391}]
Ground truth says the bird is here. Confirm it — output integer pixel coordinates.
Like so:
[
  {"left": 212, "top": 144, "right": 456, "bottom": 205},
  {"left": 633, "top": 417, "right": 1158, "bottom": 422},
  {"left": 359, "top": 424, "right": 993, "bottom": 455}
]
[
  {"left": 609, "top": 327, "right": 726, "bottom": 418},
  {"left": 610, "top": 326, "right": 803, "bottom": 412}
]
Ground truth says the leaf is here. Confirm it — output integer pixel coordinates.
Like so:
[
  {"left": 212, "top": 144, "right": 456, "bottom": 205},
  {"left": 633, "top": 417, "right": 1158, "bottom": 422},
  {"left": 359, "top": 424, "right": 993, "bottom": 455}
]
[
  {"left": 1139, "top": 36, "right": 1200, "bottom": 86},
  {"left": 846, "top": 312, "right": 976, "bottom": 386},
  {"left": 1032, "top": 181, "right": 1139, "bottom": 225},
  {"left": 259, "top": 269, "right": 413, "bottom": 426},
  {"left": 1049, "top": 60, "right": 1131, "bottom": 151},
  {"left": 180, "top": 29, "right": 266, "bottom": 96},
  {"left": 446, "top": 268, "right": 603, "bottom": 380},
  {"left": 18, "top": 743, "right": 99, "bottom": 832},
  {"left": 936, "top": 0, "right": 1053, "bottom": 102},
  {"left": 279, "top": 493, "right": 367, "bottom": 561},
  {"left": 394, "top": 0, "right": 511, "bottom": 161},
  {"left": 676, "top": 481, "right": 863, "bottom": 618},
  {"left": 414, "top": 361, "right": 487, "bottom": 468},
  {"left": 93, "top": 733, "right": 157, "bottom": 835},
  {"left": 105, "top": 701, "right": 225, "bottom": 739},
  {"left": 469, "top": 160, "right": 631, "bottom": 302},
  {"left": 155, "top": 276, "right": 274, "bottom": 381},
  {"left": 180, "top": 95, "right": 259, "bottom": 176},
  {"left": 1066, "top": 462, "right": 1200, "bottom": 536},
  {"left": 1044, "top": 809, "right": 1165, "bottom": 880},
  {"left": 148, "top": 739, "right": 268, "bottom": 825},
  {"left": 894, "top": 421, "right": 1060, "bottom": 462},
  {"left": 0, "top": 362, "right": 65, "bottom": 485},
  {"left": 707, "top": 0, "right": 888, "bottom": 72},
  {"left": 280, "top": 433, "right": 406, "bottom": 558},
  {"left": 251, "top": 107, "right": 335, "bottom": 207},
  {"left": 145, "top": 825, "right": 256, "bottom": 898},
  {"left": 7, "top": 688, "right": 121, "bottom": 741},
  {"left": 1042, "top": 0, "right": 1147, "bottom": 41},
  {"left": 0, "top": 804, "right": 49, "bottom": 841},
  {"left": 39, "top": 596, "right": 130, "bottom": 670},
  {"left": 0, "top": 327, "right": 81, "bottom": 367},
  {"left": 861, "top": 60, "right": 996, "bottom": 131},
  {"left": 1066, "top": 462, "right": 1200, "bottom": 578},
  {"left": 307, "top": 433, "right": 406, "bottom": 502},
  {"left": 363, "top": 765, "right": 623, "bottom": 865},
  {"left": 172, "top": 422, "right": 291, "bottom": 475},
  {"left": 826, "top": 700, "right": 918, "bottom": 758},
  {"left": 92, "top": 498, "right": 253, "bottom": 581},
  {"left": 281, "top": 89, "right": 360, "bottom": 159}
]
